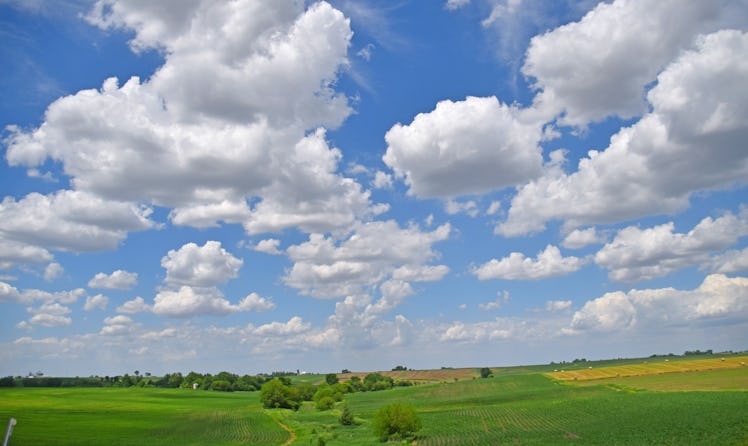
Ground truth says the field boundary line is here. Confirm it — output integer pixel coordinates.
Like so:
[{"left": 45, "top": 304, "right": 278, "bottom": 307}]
[{"left": 272, "top": 416, "right": 296, "bottom": 446}]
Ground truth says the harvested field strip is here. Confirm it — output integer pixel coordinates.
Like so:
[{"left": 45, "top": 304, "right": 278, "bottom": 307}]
[
  {"left": 340, "top": 368, "right": 478, "bottom": 383},
  {"left": 547, "top": 355, "right": 748, "bottom": 381}
]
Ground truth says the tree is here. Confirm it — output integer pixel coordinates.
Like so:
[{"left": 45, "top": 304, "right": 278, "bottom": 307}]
[
  {"left": 339, "top": 405, "right": 355, "bottom": 426},
  {"left": 363, "top": 373, "right": 393, "bottom": 391},
  {"left": 480, "top": 367, "right": 492, "bottom": 378},
  {"left": 296, "top": 382, "right": 317, "bottom": 401},
  {"left": 211, "top": 380, "right": 233, "bottom": 392},
  {"left": 325, "top": 373, "right": 339, "bottom": 385},
  {"left": 372, "top": 403, "right": 421, "bottom": 442}
]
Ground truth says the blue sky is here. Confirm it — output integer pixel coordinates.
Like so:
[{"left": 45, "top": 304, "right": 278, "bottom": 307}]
[{"left": 1, "top": 0, "right": 747, "bottom": 377}]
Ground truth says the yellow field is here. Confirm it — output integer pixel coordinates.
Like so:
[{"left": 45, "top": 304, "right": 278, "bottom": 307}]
[{"left": 547, "top": 355, "right": 748, "bottom": 381}]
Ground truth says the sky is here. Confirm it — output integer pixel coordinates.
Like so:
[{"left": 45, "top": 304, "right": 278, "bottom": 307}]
[{"left": 1, "top": 0, "right": 747, "bottom": 377}]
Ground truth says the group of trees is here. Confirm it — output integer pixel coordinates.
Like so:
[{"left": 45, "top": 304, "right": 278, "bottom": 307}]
[
  {"left": 259, "top": 372, "right": 414, "bottom": 411},
  {"left": 259, "top": 376, "right": 422, "bottom": 442}
]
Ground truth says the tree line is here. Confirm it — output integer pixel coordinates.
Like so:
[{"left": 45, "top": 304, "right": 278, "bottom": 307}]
[{"left": 0, "top": 371, "right": 295, "bottom": 391}]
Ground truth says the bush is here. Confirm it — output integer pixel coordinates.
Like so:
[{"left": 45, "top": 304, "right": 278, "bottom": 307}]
[
  {"left": 480, "top": 367, "right": 492, "bottom": 378},
  {"left": 259, "top": 379, "right": 301, "bottom": 410},
  {"left": 316, "top": 396, "right": 335, "bottom": 410},
  {"left": 372, "top": 403, "right": 421, "bottom": 442}
]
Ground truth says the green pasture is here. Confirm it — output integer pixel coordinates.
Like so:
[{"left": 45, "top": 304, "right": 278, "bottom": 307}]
[
  {"left": 272, "top": 371, "right": 748, "bottom": 445},
  {"left": 0, "top": 387, "right": 287, "bottom": 446},
  {"left": 2, "top": 364, "right": 747, "bottom": 445}
]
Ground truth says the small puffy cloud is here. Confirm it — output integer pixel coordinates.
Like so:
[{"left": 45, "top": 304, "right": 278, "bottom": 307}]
[
  {"left": 440, "top": 320, "right": 512, "bottom": 343},
  {"left": 88, "top": 269, "right": 138, "bottom": 290},
  {"left": 561, "top": 228, "right": 605, "bottom": 249},
  {"left": 28, "top": 313, "right": 72, "bottom": 328},
  {"left": 23, "top": 302, "right": 73, "bottom": 328},
  {"left": 445, "top": 199, "right": 479, "bottom": 217},
  {"left": 486, "top": 201, "right": 501, "bottom": 216},
  {"left": 474, "top": 245, "right": 585, "bottom": 280},
  {"left": 479, "top": 291, "right": 510, "bottom": 311},
  {"left": 383, "top": 96, "right": 543, "bottom": 198},
  {"left": 372, "top": 171, "right": 393, "bottom": 189},
  {"left": 237, "top": 293, "right": 276, "bottom": 312},
  {"left": 357, "top": 43, "right": 375, "bottom": 61},
  {"left": 545, "top": 300, "right": 572, "bottom": 312},
  {"left": 391, "top": 264, "right": 449, "bottom": 282},
  {"left": 595, "top": 210, "right": 748, "bottom": 282},
  {"left": 116, "top": 296, "right": 150, "bottom": 314},
  {"left": 0, "top": 283, "right": 84, "bottom": 305},
  {"left": 43, "top": 262, "right": 63, "bottom": 281},
  {"left": 83, "top": 294, "right": 108, "bottom": 311},
  {"left": 253, "top": 239, "right": 282, "bottom": 255},
  {"left": 445, "top": 0, "right": 471, "bottom": 10},
  {"left": 569, "top": 274, "right": 748, "bottom": 333},
  {"left": 500, "top": 30, "right": 748, "bottom": 236},
  {"left": 250, "top": 316, "right": 310, "bottom": 337},
  {"left": 100, "top": 315, "right": 137, "bottom": 336},
  {"left": 162, "top": 241, "right": 243, "bottom": 287}
]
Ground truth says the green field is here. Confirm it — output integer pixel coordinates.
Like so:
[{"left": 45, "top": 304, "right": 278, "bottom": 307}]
[
  {"left": 2, "top": 363, "right": 747, "bottom": 445},
  {"left": 0, "top": 388, "right": 288, "bottom": 445}
]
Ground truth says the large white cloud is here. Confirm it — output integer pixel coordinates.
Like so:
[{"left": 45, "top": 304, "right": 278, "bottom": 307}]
[
  {"left": 152, "top": 287, "right": 274, "bottom": 318},
  {"left": 523, "top": 0, "right": 742, "bottom": 126},
  {"left": 499, "top": 30, "right": 748, "bottom": 236},
  {"left": 0, "top": 190, "right": 154, "bottom": 252},
  {"left": 595, "top": 209, "right": 748, "bottom": 282},
  {"left": 383, "top": 96, "right": 543, "bottom": 198},
  {"left": 5, "top": 1, "right": 377, "bottom": 235},
  {"left": 284, "top": 220, "right": 451, "bottom": 299},
  {"left": 474, "top": 245, "right": 585, "bottom": 280},
  {"left": 569, "top": 274, "right": 748, "bottom": 332}
]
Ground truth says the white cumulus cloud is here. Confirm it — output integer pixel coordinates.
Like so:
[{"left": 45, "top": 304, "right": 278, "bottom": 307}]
[
  {"left": 474, "top": 245, "right": 585, "bottom": 280},
  {"left": 383, "top": 96, "right": 543, "bottom": 198},
  {"left": 162, "top": 241, "right": 243, "bottom": 288},
  {"left": 88, "top": 270, "right": 138, "bottom": 290}
]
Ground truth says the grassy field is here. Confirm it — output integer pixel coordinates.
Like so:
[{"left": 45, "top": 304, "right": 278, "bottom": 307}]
[
  {"left": 0, "top": 388, "right": 288, "bottom": 445},
  {"left": 2, "top": 356, "right": 747, "bottom": 445},
  {"left": 280, "top": 371, "right": 748, "bottom": 445}
]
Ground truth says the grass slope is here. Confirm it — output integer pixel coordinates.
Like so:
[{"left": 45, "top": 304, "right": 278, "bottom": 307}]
[
  {"left": 275, "top": 372, "right": 748, "bottom": 445},
  {"left": 0, "top": 388, "right": 287, "bottom": 446}
]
